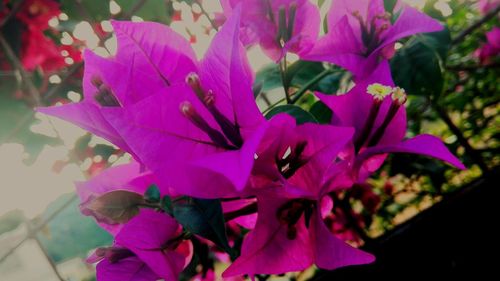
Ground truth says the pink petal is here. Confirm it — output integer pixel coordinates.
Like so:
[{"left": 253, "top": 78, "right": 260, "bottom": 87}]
[
  {"left": 223, "top": 197, "right": 314, "bottom": 277},
  {"left": 310, "top": 208, "right": 375, "bottom": 270},
  {"left": 37, "top": 103, "right": 130, "bottom": 153},
  {"left": 377, "top": 5, "right": 443, "bottom": 53},
  {"left": 111, "top": 20, "right": 197, "bottom": 86},
  {"left": 115, "top": 209, "right": 188, "bottom": 280},
  {"left": 96, "top": 257, "right": 159, "bottom": 281},
  {"left": 357, "top": 134, "right": 466, "bottom": 170}
]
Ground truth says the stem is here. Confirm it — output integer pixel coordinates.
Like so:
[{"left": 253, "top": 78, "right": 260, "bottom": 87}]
[
  {"left": 451, "top": 5, "right": 500, "bottom": 46},
  {"left": 290, "top": 68, "right": 334, "bottom": 104},
  {"left": 0, "top": 0, "right": 26, "bottom": 28},
  {"left": 280, "top": 54, "right": 291, "bottom": 103},
  {"left": 0, "top": 33, "right": 42, "bottom": 105},
  {"left": 197, "top": 1, "right": 219, "bottom": 31},
  {"left": 434, "top": 105, "right": 489, "bottom": 172},
  {"left": 262, "top": 97, "right": 286, "bottom": 114}
]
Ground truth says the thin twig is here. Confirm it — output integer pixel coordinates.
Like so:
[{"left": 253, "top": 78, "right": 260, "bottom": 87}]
[
  {"left": 290, "top": 68, "right": 334, "bottom": 104},
  {"left": 451, "top": 5, "right": 500, "bottom": 46},
  {"left": 445, "top": 62, "right": 500, "bottom": 71},
  {"left": 0, "top": 194, "right": 78, "bottom": 264},
  {"left": 0, "top": 33, "right": 42, "bottom": 105},
  {"left": 0, "top": 0, "right": 26, "bottom": 28},
  {"left": 197, "top": 1, "right": 218, "bottom": 31},
  {"left": 434, "top": 105, "right": 489, "bottom": 172},
  {"left": 280, "top": 54, "right": 291, "bottom": 103}
]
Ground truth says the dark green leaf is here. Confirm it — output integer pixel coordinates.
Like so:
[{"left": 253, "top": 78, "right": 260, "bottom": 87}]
[
  {"left": 309, "top": 101, "right": 333, "bottom": 124},
  {"left": 384, "top": 0, "right": 398, "bottom": 12},
  {"left": 115, "top": 0, "right": 172, "bottom": 23},
  {"left": 161, "top": 195, "right": 173, "bottom": 215},
  {"left": 254, "top": 61, "right": 325, "bottom": 96},
  {"left": 60, "top": 0, "right": 110, "bottom": 21},
  {"left": 390, "top": 29, "right": 451, "bottom": 96},
  {"left": 144, "top": 184, "right": 161, "bottom": 203},
  {"left": 173, "top": 199, "right": 234, "bottom": 257},
  {"left": 266, "top": 105, "right": 318, "bottom": 124}
]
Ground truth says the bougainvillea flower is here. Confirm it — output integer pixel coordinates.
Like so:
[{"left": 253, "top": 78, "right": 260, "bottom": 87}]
[
  {"left": 15, "top": 0, "right": 60, "bottom": 30},
  {"left": 20, "top": 30, "right": 66, "bottom": 72},
  {"left": 89, "top": 209, "right": 193, "bottom": 280},
  {"left": 100, "top": 7, "right": 268, "bottom": 198},
  {"left": 316, "top": 62, "right": 465, "bottom": 181},
  {"left": 478, "top": 0, "right": 500, "bottom": 14},
  {"left": 75, "top": 162, "right": 155, "bottom": 235},
  {"left": 475, "top": 27, "right": 500, "bottom": 65},
  {"left": 95, "top": 256, "right": 159, "bottom": 281},
  {"left": 221, "top": 0, "right": 320, "bottom": 62},
  {"left": 223, "top": 114, "right": 374, "bottom": 276},
  {"left": 304, "top": 0, "right": 443, "bottom": 78},
  {"left": 37, "top": 16, "right": 197, "bottom": 152}
]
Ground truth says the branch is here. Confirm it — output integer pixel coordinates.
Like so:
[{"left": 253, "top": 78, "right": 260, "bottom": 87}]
[
  {"left": 451, "top": 5, "right": 500, "bottom": 46},
  {"left": 0, "top": 33, "right": 42, "bottom": 105},
  {"left": 197, "top": 0, "right": 219, "bottom": 32},
  {"left": 291, "top": 68, "right": 334, "bottom": 104},
  {"left": 434, "top": 105, "right": 489, "bottom": 172},
  {"left": 445, "top": 62, "right": 500, "bottom": 71},
  {"left": 0, "top": 0, "right": 26, "bottom": 28}
]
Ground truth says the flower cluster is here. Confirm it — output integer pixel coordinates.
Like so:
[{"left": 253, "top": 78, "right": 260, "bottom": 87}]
[
  {"left": 1, "top": 0, "right": 81, "bottom": 72},
  {"left": 39, "top": 1, "right": 464, "bottom": 280}
]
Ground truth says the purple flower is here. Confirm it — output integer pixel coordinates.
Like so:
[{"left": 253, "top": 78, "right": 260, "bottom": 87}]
[
  {"left": 221, "top": 0, "right": 320, "bottom": 62},
  {"left": 316, "top": 62, "right": 465, "bottom": 182},
  {"left": 304, "top": 0, "right": 443, "bottom": 78},
  {"left": 75, "top": 162, "right": 155, "bottom": 235},
  {"left": 89, "top": 209, "right": 193, "bottom": 281},
  {"left": 101, "top": 8, "right": 268, "bottom": 199},
  {"left": 478, "top": 0, "right": 500, "bottom": 14},
  {"left": 37, "top": 18, "right": 197, "bottom": 154},
  {"left": 475, "top": 27, "right": 500, "bottom": 65},
  {"left": 224, "top": 114, "right": 373, "bottom": 276},
  {"left": 40, "top": 7, "right": 268, "bottom": 199}
]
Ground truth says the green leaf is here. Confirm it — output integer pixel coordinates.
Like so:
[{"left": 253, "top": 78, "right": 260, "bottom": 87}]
[
  {"left": 115, "top": 0, "right": 172, "bottom": 23},
  {"left": 254, "top": 61, "right": 326, "bottom": 96},
  {"left": 173, "top": 199, "right": 234, "bottom": 257},
  {"left": 384, "top": 0, "right": 398, "bottom": 12},
  {"left": 266, "top": 105, "right": 318, "bottom": 124},
  {"left": 88, "top": 191, "right": 145, "bottom": 224},
  {"left": 144, "top": 184, "right": 161, "bottom": 203},
  {"left": 390, "top": 29, "right": 451, "bottom": 96},
  {"left": 309, "top": 101, "right": 333, "bottom": 124},
  {"left": 160, "top": 195, "right": 173, "bottom": 215},
  {"left": 60, "top": 0, "right": 110, "bottom": 21}
]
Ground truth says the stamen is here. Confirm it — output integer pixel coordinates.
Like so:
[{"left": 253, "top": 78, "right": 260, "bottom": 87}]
[
  {"left": 352, "top": 11, "right": 371, "bottom": 47},
  {"left": 94, "top": 84, "right": 121, "bottom": 107},
  {"left": 186, "top": 72, "right": 205, "bottom": 101},
  {"left": 278, "top": 6, "right": 287, "bottom": 45},
  {"left": 391, "top": 87, "right": 407, "bottom": 105},
  {"left": 286, "top": 3, "right": 297, "bottom": 43},
  {"left": 185, "top": 73, "right": 243, "bottom": 148},
  {"left": 180, "top": 101, "right": 234, "bottom": 149},
  {"left": 367, "top": 87, "right": 407, "bottom": 147},
  {"left": 367, "top": 83, "right": 392, "bottom": 101},
  {"left": 354, "top": 84, "right": 392, "bottom": 151},
  {"left": 264, "top": 0, "right": 276, "bottom": 23}
]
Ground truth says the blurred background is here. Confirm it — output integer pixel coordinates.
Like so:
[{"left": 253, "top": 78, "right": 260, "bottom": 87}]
[{"left": 0, "top": 0, "right": 498, "bottom": 280}]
